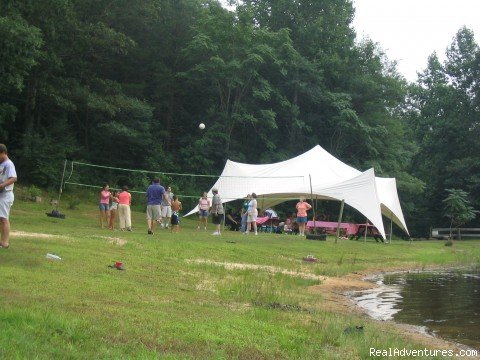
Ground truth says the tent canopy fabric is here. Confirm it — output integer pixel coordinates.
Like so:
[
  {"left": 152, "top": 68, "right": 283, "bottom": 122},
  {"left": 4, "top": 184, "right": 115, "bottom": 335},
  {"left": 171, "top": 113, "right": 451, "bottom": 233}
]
[{"left": 185, "top": 145, "right": 409, "bottom": 238}]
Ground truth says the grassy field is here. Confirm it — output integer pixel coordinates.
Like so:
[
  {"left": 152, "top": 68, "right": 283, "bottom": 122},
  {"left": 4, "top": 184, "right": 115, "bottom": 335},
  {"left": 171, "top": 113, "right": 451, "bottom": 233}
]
[{"left": 1, "top": 196, "right": 479, "bottom": 359}]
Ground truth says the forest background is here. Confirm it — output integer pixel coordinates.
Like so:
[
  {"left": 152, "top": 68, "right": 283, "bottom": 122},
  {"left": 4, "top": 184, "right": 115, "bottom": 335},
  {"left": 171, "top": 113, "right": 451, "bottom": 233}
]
[{"left": 1, "top": 0, "right": 479, "bottom": 237}]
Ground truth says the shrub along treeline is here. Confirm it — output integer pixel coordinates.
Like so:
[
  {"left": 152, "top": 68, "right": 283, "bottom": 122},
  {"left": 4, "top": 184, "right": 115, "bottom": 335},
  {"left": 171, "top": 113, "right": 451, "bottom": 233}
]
[{"left": 1, "top": 0, "right": 479, "bottom": 236}]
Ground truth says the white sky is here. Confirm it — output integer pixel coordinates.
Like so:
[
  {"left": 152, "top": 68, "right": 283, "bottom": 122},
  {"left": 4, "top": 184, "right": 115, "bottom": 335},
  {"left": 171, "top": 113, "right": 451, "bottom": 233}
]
[{"left": 352, "top": 0, "right": 480, "bottom": 81}]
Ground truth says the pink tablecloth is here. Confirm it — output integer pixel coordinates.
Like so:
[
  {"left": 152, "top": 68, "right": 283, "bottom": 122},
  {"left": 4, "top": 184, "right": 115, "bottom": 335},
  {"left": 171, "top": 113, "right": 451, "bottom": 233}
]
[
  {"left": 306, "top": 221, "right": 359, "bottom": 235},
  {"left": 256, "top": 216, "right": 280, "bottom": 226},
  {"left": 306, "top": 221, "right": 380, "bottom": 235}
]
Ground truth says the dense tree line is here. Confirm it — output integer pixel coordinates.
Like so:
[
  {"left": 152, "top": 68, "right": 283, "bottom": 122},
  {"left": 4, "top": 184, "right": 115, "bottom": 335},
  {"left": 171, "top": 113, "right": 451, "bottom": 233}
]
[{"left": 1, "top": 0, "right": 478, "bottom": 235}]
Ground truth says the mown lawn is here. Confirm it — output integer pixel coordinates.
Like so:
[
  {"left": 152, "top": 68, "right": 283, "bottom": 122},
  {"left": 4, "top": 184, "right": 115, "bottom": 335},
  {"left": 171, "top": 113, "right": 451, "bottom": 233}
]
[{"left": 1, "top": 198, "right": 479, "bottom": 359}]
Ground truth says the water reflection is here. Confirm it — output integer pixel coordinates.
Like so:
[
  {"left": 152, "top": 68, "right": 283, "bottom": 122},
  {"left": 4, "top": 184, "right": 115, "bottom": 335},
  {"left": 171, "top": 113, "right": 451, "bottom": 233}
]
[{"left": 351, "top": 270, "right": 480, "bottom": 348}]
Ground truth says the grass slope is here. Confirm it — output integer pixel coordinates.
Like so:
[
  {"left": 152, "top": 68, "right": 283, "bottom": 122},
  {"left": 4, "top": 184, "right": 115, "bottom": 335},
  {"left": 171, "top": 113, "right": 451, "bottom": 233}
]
[{"left": 1, "top": 199, "right": 479, "bottom": 359}]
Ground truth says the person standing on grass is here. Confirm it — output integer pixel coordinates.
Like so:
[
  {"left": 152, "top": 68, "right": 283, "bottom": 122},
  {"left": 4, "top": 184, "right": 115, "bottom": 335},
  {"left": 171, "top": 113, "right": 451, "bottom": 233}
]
[
  {"left": 246, "top": 193, "right": 258, "bottom": 235},
  {"left": 170, "top": 195, "right": 182, "bottom": 233},
  {"left": 211, "top": 188, "right": 224, "bottom": 236},
  {"left": 160, "top": 185, "right": 173, "bottom": 229},
  {"left": 240, "top": 194, "right": 251, "bottom": 233},
  {"left": 99, "top": 184, "right": 111, "bottom": 228},
  {"left": 146, "top": 179, "right": 165, "bottom": 235},
  {"left": 197, "top": 192, "right": 210, "bottom": 230},
  {"left": 109, "top": 190, "right": 119, "bottom": 230},
  {"left": 0, "top": 144, "right": 17, "bottom": 249},
  {"left": 296, "top": 196, "right": 312, "bottom": 236},
  {"left": 118, "top": 186, "right": 132, "bottom": 231}
]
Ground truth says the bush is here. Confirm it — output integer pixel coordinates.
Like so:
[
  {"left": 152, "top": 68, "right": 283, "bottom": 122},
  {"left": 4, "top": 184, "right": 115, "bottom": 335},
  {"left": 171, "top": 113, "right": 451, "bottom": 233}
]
[
  {"left": 67, "top": 198, "right": 81, "bottom": 210},
  {"left": 26, "top": 185, "right": 42, "bottom": 200}
]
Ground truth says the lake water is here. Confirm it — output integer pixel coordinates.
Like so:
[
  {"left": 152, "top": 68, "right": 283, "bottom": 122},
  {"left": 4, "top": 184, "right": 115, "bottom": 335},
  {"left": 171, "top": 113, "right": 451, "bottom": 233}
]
[{"left": 351, "top": 270, "right": 480, "bottom": 349}]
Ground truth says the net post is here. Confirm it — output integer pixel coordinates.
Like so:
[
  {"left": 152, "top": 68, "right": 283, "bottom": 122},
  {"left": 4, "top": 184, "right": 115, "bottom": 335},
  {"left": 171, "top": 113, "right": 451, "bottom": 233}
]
[{"left": 57, "top": 159, "right": 67, "bottom": 211}]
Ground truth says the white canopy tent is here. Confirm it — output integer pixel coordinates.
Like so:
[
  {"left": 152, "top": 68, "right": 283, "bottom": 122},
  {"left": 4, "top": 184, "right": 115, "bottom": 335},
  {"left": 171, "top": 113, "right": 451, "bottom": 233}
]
[{"left": 186, "top": 145, "right": 409, "bottom": 239}]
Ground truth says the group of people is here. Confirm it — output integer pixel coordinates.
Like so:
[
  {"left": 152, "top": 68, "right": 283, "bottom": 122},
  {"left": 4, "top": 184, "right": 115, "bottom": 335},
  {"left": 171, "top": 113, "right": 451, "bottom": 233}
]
[
  {"left": 145, "top": 180, "right": 181, "bottom": 234},
  {"left": 99, "top": 184, "right": 134, "bottom": 231},
  {"left": 98, "top": 179, "right": 182, "bottom": 234},
  {"left": 241, "top": 193, "right": 259, "bottom": 235},
  {"left": 196, "top": 191, "right": 260, "bottom": 236},
  {"left": 196, "top": 188, "right": 224, "bottom": 235},
  {"left": 195, "top": 190, "right": 314, "bottom": 237}
]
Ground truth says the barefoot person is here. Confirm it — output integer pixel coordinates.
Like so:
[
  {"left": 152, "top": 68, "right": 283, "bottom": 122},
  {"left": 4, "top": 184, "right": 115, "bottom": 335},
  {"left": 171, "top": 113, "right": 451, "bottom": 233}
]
[
  {"left": 99, "top": 184, "right": 111, "bottom": 228},
  {"left": 0, "top": 144, "right": 17, "bottom": 249},
  {"left": 170, "top": 195, "right": 182, "bottom": 233}
]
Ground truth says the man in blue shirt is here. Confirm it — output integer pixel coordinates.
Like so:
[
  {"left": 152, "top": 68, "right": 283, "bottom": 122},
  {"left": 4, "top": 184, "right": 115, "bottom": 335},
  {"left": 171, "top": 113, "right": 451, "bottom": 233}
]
[{"left": 146, "top": 178, "right": 166, "bottom": 235}]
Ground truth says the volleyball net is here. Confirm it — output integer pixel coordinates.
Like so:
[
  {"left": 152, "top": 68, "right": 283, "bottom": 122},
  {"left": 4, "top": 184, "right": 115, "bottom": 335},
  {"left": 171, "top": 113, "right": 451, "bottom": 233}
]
[{"left": 61, "top": 160, "right": 306, "bottom": 210}]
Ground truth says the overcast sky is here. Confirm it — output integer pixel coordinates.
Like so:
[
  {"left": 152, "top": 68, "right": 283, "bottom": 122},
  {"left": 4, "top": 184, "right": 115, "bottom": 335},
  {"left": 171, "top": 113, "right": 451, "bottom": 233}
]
[
  {"left": 220, "top": 1, "right": 480, "bottom": 82},
  {"left": 352, "top": 0, "right": 480, "bottom": 81}
]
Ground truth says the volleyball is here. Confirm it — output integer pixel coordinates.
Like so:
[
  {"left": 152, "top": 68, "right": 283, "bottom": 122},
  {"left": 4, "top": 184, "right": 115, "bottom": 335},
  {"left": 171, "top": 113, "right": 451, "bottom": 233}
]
[{"left": 199, "top": 123, "right": 205, "bottom": 130}]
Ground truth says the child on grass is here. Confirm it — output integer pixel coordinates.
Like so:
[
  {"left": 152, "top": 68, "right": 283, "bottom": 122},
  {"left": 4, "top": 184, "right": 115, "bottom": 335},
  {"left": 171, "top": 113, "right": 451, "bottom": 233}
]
[{"left": 170, "top": 195, "right": 182, "bottom": 233}]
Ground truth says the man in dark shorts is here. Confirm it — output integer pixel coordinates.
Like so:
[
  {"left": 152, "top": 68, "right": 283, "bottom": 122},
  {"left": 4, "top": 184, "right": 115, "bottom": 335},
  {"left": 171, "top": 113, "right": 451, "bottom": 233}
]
[
  {"left": 211, "top": 188, "right": 224, "bottom": 236},
  {"left": 170, "top": 195, "right": 182, "bottom": 233}
]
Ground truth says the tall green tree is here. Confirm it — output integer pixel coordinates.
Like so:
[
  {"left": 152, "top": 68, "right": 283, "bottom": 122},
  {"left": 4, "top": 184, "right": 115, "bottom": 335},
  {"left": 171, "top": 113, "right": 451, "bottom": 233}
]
[
  {"left": 0, "top": 14, "right": 42, "bottom": 140},
  {"left": 406, "top": 27, "right": 480, "bottom": 234}
]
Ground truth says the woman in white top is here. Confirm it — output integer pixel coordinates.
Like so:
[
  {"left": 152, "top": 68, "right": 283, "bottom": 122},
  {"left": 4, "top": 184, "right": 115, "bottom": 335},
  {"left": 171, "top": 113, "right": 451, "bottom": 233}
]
[{"left": 246, "top": 193, "right": 258, "bottom": 235}]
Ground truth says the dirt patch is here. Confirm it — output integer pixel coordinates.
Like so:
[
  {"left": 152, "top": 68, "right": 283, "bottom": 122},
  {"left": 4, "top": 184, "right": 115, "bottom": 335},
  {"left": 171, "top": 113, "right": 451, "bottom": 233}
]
[
  {"left": 10, "top": 231, "right": 68, "bottom": 239},
  {"left": 92, "top": 236, "right": 127, "bottom": 246},
  {"left": 186, "top": 259, "right": 326, "bottom": 281},
  {"left": 196, "top": 279, "right": 217, "bottom": 293}
]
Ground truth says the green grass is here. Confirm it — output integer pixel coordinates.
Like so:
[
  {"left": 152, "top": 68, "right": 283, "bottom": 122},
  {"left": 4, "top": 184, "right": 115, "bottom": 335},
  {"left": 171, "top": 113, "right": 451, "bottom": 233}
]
[{"left": 1, "top": 197, "right": 479, "bottom": 359}]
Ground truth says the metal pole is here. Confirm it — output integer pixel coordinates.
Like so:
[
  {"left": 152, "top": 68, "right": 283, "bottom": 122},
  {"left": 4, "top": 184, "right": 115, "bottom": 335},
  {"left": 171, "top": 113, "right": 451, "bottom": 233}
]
[
  {"left": 364, "top": 218, "right": 368, "bottom": 243},
  {"left": 57, "top": 159, "right": 67, "bottom": 211},
  {"left": 309, "top": 174, "right": 316, "bottom": 230},
  {"left": 389, "top": 215, "right": 393, "bottom": 244},
  {"left": 223, "top": 202, "right": 226, "bottom": 233},
  {"left": 335, "top": 200, "right": 345, "bottom": 244}
]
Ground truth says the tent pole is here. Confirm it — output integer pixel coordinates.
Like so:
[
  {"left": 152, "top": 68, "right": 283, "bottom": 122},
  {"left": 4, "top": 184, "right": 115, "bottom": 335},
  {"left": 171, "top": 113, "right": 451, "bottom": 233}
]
[
  {"left": 335, "top": 200, "right": 345, "bottom": 244},
  {"left": 389, "top": 214, "right": 393, "bottom": 244},
  {"left": 223, "top": 203, "right": 226, "bottom": 233},
  {"left": 364, "top": 217, "right": 368, "bottom": 243},
  {"left": 309, "top": 174, "right": 316, "bottom": 230}
]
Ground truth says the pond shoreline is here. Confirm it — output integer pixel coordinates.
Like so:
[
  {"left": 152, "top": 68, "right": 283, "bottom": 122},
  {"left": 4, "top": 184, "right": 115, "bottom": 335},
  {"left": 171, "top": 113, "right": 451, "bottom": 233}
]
[{"left": 309, "top": 265, "right": 480, "bottom": 357}]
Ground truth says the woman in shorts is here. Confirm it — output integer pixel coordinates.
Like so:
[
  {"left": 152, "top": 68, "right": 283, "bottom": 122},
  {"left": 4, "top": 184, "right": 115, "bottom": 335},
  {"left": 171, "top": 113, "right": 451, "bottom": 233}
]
[
  {"left": 99, "top": 184, "right": 111, "bottom": 228},
  {"left": 197, "top": 192, "right": 210, "bottom": 230},
  {"left": 295, "top": 197, "right": 312, "bottom": 236}
]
